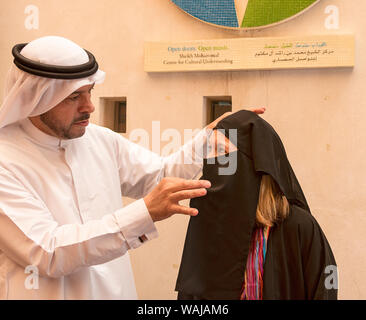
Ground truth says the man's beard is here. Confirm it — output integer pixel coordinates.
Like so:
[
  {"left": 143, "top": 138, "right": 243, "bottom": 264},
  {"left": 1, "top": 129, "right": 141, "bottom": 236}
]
[{"left": 40, "top": 113, "right": 90, "bottom": 139}]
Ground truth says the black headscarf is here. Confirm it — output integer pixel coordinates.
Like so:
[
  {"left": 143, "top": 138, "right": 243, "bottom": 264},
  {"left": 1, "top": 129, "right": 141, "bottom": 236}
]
[{"left": 175, "top": 110, "right": 337, "bottom": 300}]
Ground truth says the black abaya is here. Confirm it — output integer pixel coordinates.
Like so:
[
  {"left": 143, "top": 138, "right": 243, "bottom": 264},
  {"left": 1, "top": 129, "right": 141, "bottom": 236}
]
[{"left": 175, "top": 110, "right": 337, "bottom": 300}]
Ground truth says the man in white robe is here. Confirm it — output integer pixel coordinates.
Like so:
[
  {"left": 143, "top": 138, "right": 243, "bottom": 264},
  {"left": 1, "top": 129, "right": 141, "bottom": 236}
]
[{"left": 0, "top": 36, "right": 265, "bottom": 299}]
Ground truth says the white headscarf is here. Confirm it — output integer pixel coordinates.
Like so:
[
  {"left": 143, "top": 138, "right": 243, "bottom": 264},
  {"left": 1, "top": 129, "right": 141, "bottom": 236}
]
[{"left": 0, "top": 36, "right": 105, "bottom": 129}]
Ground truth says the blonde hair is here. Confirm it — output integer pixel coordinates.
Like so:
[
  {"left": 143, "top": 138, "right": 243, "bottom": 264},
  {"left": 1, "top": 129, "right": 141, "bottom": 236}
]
[{"left": 256, "top": 175, "right": 290, "bottom": 227}]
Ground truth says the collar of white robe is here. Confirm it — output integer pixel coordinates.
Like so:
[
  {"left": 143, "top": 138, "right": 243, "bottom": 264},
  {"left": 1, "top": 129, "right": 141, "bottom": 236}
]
[{"left": 12, "top": 43, "right": 99, "bottom": 79}]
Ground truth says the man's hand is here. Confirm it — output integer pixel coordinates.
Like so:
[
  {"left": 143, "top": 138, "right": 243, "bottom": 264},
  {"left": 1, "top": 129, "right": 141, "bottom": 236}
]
[
  {"left": 206, "top": 107, "right": 266, "bottom": 130},
  {"left": 144, "top": 177, "right": 211, "bottom": 222}
]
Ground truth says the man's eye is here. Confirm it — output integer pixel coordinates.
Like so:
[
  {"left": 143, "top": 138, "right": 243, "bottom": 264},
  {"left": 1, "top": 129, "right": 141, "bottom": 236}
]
[{"left": 68, "top": 95, "right": 79, "bottom": 101}]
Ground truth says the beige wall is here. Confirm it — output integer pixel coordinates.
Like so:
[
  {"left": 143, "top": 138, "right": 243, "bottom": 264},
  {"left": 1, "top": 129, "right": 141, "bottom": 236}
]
[{"left": 0, "top": 0, "right": 365, "bottom": 299}]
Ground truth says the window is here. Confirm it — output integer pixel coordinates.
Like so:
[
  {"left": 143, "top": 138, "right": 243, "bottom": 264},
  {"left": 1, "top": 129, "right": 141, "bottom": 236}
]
[
  {"left": 99, "top": 97, "right": 127, "bottom": 133},
  {"left": 203, "top": 96, "right": 232, "bottom": 126}
]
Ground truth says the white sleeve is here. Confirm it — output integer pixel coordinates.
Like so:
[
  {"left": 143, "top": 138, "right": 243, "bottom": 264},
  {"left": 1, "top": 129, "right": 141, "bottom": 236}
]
[
  {"left": 0, "top": 168, "right": 158, "bottom": 279},
  {"left": 117, "top": 128, "right": 212, "bottom": 199}
]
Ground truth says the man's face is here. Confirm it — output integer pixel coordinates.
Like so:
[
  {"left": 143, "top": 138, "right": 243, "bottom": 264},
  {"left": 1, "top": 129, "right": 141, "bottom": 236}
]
[{"left": 31, "top": 83, "right": 95, "bottom": 139}]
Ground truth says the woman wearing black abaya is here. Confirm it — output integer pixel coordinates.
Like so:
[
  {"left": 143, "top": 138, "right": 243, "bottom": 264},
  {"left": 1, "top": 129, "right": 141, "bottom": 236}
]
[{"left": 175, "top": 110, "right": 337, "bottom": 300}]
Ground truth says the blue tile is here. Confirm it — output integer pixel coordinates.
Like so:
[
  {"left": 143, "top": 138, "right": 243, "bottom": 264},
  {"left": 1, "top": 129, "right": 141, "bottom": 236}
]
[{"left": 172, "top": 0, "right": 239, "bottom": 28}]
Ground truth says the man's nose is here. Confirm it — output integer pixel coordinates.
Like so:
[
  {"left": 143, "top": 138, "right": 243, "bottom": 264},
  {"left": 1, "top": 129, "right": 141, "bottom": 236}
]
[{"left": 78, "top": 94, "right": 95, "bottom": 114}]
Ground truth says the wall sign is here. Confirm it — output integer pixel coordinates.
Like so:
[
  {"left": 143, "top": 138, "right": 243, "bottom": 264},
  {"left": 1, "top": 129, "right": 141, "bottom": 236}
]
[
  {"left": 171, "top": 0, "right": 321, "bottom": 30},
  {"left": 144, "top": 34, "right": 354, "bottom": 72}
]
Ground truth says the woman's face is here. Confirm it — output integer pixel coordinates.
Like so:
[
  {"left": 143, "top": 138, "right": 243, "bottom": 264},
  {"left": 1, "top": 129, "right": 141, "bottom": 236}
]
[{"left": 205, "top": 129, "right": 238, "bottom": 159}]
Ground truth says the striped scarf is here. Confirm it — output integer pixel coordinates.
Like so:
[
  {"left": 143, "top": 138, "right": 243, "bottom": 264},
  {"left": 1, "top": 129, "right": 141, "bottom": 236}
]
[{"left": 240, "top": 226, "right": 271, "bottom": 300}]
